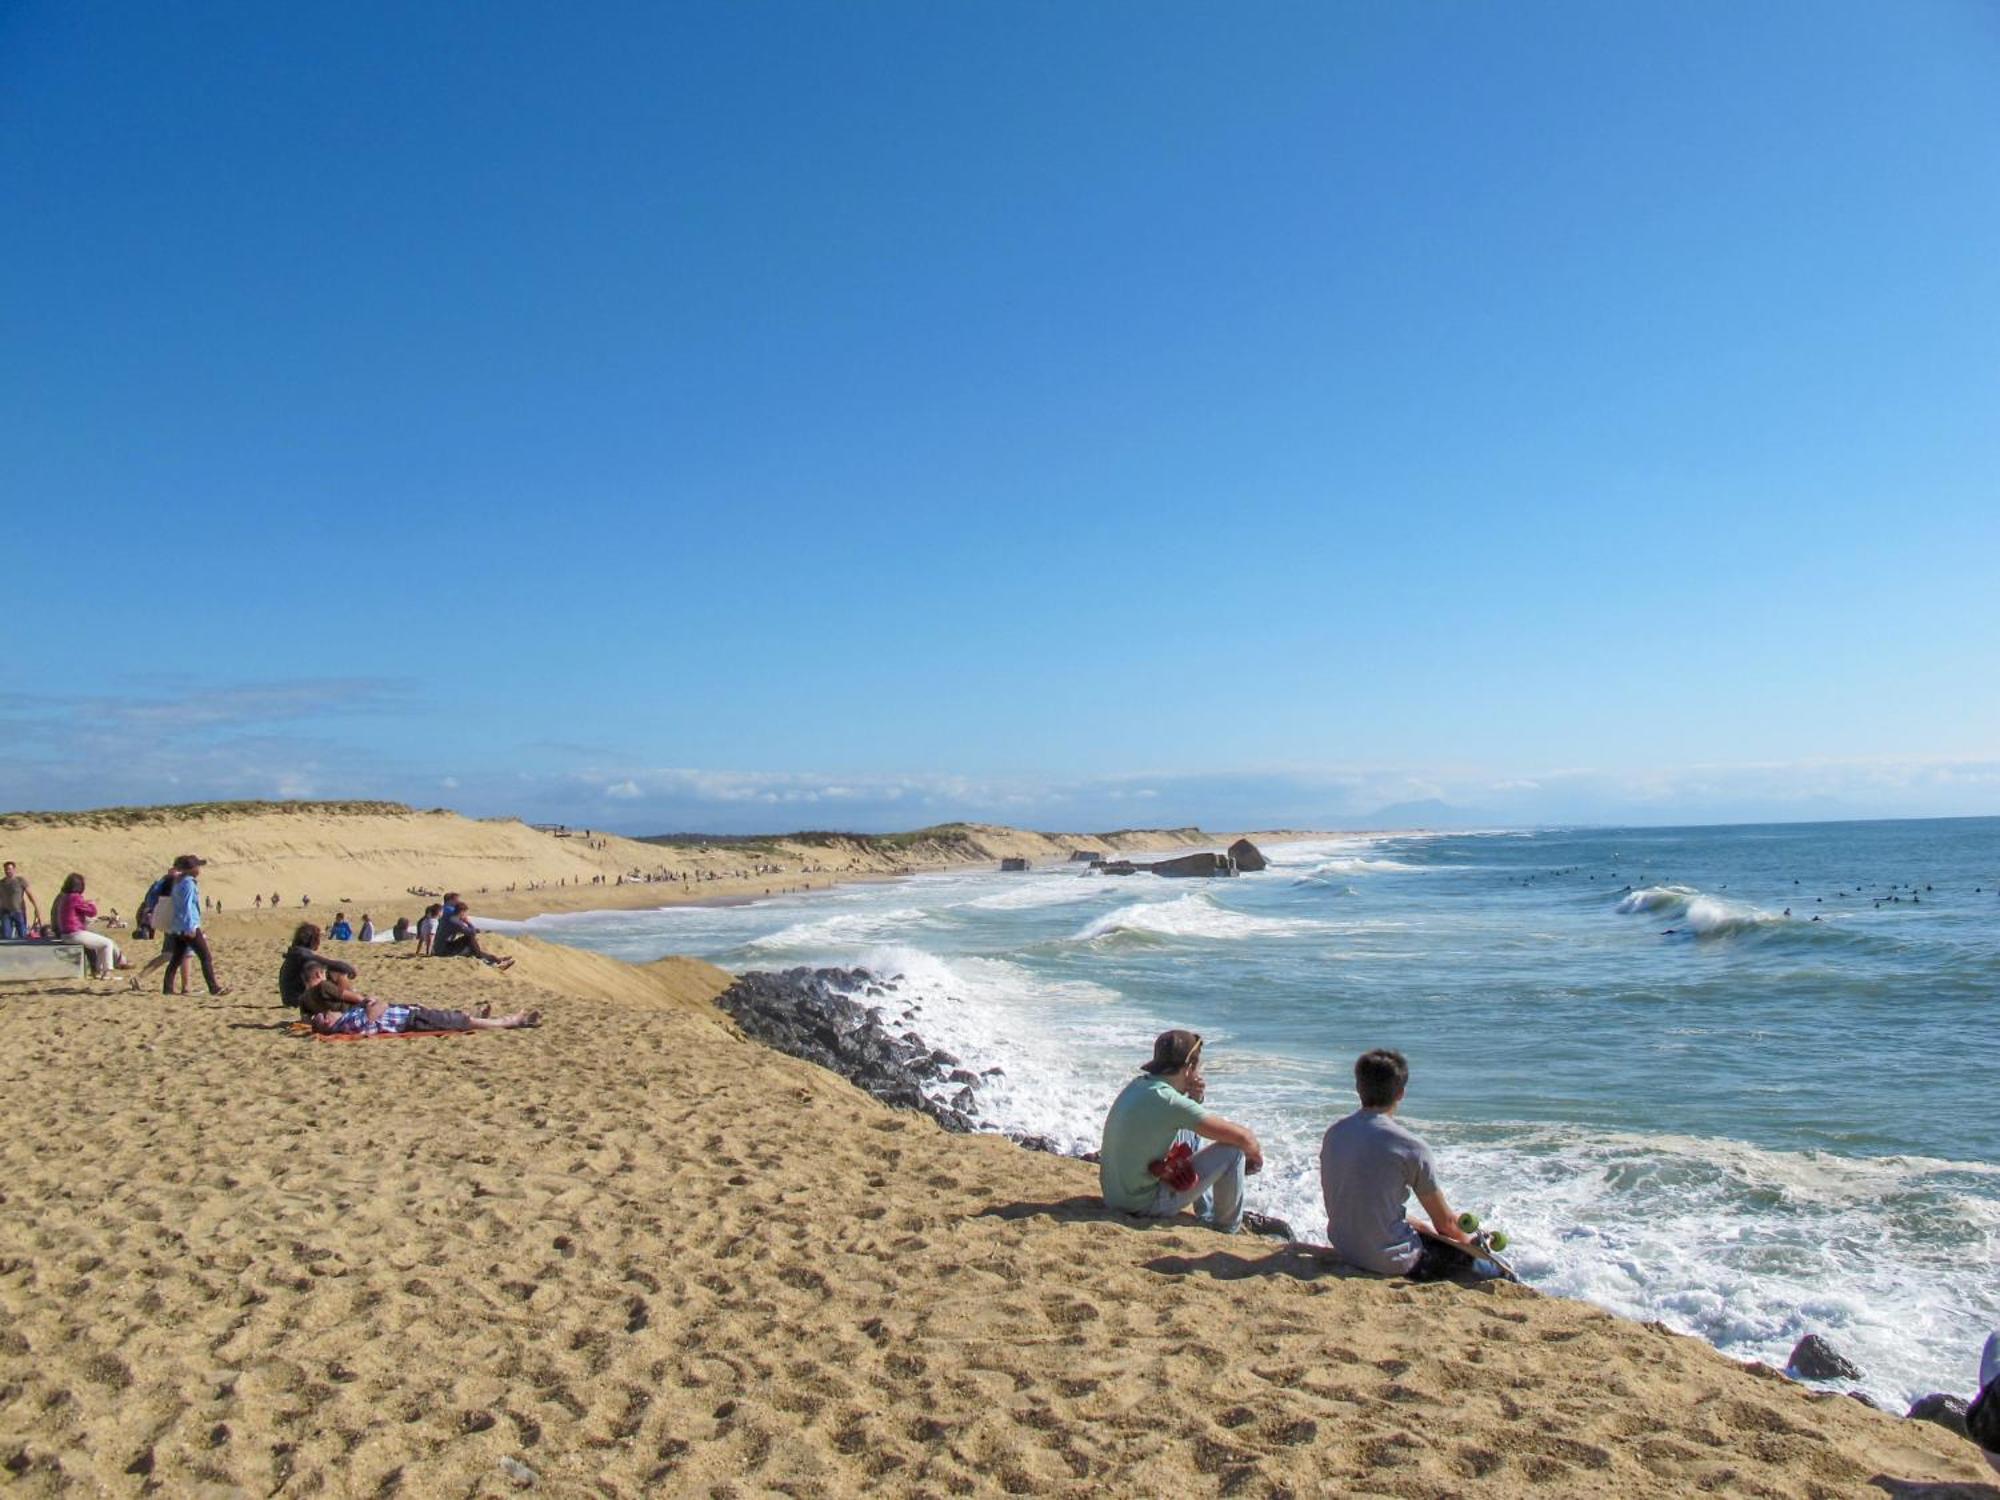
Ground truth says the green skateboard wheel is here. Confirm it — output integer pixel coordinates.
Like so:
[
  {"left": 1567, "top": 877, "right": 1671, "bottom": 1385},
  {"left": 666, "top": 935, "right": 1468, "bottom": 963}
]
[
  {"left": 1458, "top": 1212, "right": 1480, "bottom": 1234},
  {"left": 1488, "top": 1231, "right": 1509, "bottom": 1253}
]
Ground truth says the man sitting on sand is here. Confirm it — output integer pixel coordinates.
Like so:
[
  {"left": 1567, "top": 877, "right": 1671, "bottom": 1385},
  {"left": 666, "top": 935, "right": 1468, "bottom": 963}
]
[
  {"left": 1099, "top": 1029, "right": 1263, "bottom": 1234},
  {"left": 278, "top": 922, "right": 358, "bottom": 1011},
  {"left": 1319, "top": 1048, "right": 1478, "bottom": 1280},
  {"left": 432, "top": 895, "right": 514, "bottom": 969},
  {"left": 297, "top": 960, "right": 539, "bottom": 1035}
]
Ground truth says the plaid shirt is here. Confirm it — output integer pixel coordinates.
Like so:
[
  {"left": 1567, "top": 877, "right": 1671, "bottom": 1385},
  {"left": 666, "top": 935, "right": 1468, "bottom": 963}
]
[{"left": 324, "top": 1003, "right": 414, "bottom": 1036}]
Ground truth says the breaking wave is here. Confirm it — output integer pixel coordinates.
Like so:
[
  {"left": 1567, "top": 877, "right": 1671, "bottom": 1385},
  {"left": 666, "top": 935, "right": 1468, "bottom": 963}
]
[
  {"left": 1615, "top": 885, "right": 1786, "bottom": 938},
  {"left": 1074, "top": 891, "right": 1318, "bottom": 944}
]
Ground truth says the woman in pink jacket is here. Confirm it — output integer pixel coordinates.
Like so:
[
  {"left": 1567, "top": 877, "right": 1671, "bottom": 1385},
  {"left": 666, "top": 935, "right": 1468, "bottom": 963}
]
[{"left": 53, "top": 873, "right": 124, "bottom": 979}]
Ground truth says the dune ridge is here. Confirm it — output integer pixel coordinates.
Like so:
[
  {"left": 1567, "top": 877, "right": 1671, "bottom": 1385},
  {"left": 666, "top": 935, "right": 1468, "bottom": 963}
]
[{"left": 0, "top": 803, "right": 1232, "bottom": 922}]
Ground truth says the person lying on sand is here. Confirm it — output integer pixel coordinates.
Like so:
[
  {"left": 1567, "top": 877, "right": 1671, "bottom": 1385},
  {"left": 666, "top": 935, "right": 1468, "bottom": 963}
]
[
  {"left": 1099, "top": 1029, "right": 1263, "bottom": 1234},
  {"left": 298, "top": 961, "right": 538, "bottom": 1035},
  {"left": 431, "top": 896, "right": 514, "bottom": 969},
  {"left": 278, "top": 922, "right": 358, "bottom": 1011},
  {"left": 1319, "top": 1048, "right": 1478, "bottom": 1280}
]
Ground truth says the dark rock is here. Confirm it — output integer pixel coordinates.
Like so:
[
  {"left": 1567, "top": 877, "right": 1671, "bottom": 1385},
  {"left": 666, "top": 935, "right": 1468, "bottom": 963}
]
[
  {"left": 714, "top": 967, "right": 982, "bottom": 1134},
  {"left": 1148, "top": 851, "right": 1236, "bottom": 878},
  {"left": 1906, "top": 1393, "right": 1969, "bottom": 1437},
  {"left": 982, "top": 1066, "right": 1004, "bottom": 1077},
  {"left": 1010, "top": 1134, "right": 1062, "bottom": 1154},
  {"left": 999, "top": 857, "right": 1029, "bottom": 872},
  {"left": 1788, "top": 1334, "right": 1863, "bottom": 1382},
  {"left": 947, "top": 1069, "right": 979, "bottom": 1086},
  {"left": 1226, "top": 839, "right": 1268, "bottom": 872}
]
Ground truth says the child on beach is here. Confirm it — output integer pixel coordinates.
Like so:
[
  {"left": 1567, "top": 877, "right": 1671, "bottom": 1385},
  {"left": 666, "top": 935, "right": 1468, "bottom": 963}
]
[{"left": 416, "top": 903, "right": 439, "bottom": 955}]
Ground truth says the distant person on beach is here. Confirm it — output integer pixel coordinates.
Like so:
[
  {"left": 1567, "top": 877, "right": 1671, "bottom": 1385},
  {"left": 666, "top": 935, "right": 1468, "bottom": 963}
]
[
  {"left": 159, "top": 855, "right": 229, "bottom": 996},
  {"left": 328, "top": 912, "right": 354, "bottom": 941},
  {"left": 297, "top": 960, "right": 538, "bottom": 1034},
  {"left": 1098, "top": 1029, "right": 1263, "bottom": 1234},
  {"left": 416, "top": 903, "right": 440, "bottom": 955},
  {"left": 1319, "top": 1049, "right": 1476, "bottom": 1280},
  {"left": 0, "top": 861, "right": 40, "bottom": 940},
  {"left": 392, "top": 915, "right": 411, "bottom": 943},
  {"left": 52, "top": 874, "right": 124, "bottom": 978},
  {"left": 278, "top": 922, "right": 358, "bottom": 1012},
  {"left": 432, "top": 896, "right": 514, "bottom": 969},
  {"left": 358, "top": 915, "right": 375, "bottom": 943}
]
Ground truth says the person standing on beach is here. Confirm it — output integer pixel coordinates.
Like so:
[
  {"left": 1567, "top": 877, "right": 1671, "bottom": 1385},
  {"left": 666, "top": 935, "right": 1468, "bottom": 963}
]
[
  {"left": 127, "top": 864, "right": 189, "bottom": 990},
  {"left": 161, "top": 855, "right": 229, "bottom": 996},
  {"left": 1098, "top": 1030, "right": 1263, "bottom": 1234},
  {"left": 0, "top": 862, "right": 40, "bottom": 940},
  {"left": 1319, "top": 1049, "right": 1476, "bottom": 1280}
]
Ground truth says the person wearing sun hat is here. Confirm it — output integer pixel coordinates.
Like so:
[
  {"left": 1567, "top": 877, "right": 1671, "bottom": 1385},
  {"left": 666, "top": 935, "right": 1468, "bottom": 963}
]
[{"left": 1098, "top": 1029, "right": 1264, "bottom": 1233}]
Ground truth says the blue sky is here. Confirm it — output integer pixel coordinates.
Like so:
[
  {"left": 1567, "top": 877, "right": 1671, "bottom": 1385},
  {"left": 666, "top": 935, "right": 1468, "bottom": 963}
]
[{"left": 4, "top": 2, "right": 1998, "bottom": 831}]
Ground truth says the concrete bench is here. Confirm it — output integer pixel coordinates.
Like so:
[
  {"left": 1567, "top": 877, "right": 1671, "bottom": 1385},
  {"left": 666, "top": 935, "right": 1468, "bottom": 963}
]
[{"left": 0, "top": 940, "right": 89, "bottom": 982}]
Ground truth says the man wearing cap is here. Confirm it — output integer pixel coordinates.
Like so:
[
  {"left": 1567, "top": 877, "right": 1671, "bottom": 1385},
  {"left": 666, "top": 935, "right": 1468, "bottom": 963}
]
[{"left": 1098, "top": 1029, "right": 1264, "bottom": 1234}]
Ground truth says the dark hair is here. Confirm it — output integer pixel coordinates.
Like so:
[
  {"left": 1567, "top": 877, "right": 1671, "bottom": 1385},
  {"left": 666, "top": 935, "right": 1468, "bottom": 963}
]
[
  {"left": 61, "top": 873, "right": 85, "bottom": 896},
  {"left": 293, "top": 922, "right": 321, "bottom": 949},
  {"left": 441, "top": 892, "right": 460, "bottom": 905},
  {"left": 424, "top": 903, "right": 441, "bottom": 917},
  {"left": 1354, "top": 1049, "right": 1409, "bottom": 1109},
  {"left": 1140, "top": 1029, "right": 1203, "bottom": 1076}
]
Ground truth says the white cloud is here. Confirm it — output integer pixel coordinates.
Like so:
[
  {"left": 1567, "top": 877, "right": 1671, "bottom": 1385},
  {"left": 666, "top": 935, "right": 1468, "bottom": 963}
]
[{"left": 604, "top": 780, "right": 642, "bottom": 799}]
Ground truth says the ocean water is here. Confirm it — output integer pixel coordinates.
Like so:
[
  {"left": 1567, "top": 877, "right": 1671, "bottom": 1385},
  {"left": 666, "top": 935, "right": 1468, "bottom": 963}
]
[{"left": 491, "top": 818, "right": 2000, "bottom": 1408}]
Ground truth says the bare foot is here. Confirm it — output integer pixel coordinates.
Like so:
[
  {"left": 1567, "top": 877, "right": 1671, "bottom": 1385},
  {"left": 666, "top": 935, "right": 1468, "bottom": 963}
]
[{"left": 510, "top": 1011, "right": 541, "bottom": 1029}]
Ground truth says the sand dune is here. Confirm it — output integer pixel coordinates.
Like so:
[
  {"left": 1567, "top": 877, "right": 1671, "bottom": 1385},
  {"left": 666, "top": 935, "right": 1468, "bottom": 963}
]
[
  {"left": 0, "top": 803, "right": 1224, "bottom": 922},
  {"left": 1, "top": 921, "right": 1992, "bottom": 1496}
]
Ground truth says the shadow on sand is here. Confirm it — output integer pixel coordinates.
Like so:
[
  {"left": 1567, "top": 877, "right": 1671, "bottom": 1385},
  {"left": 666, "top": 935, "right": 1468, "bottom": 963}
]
[{"left": 976, "top": 1196, "right": 1369, "bottom": 1281}]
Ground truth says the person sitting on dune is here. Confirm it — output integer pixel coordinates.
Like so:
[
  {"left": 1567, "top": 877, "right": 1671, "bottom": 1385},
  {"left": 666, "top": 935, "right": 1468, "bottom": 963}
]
[
  {"left": 432, "top": 895, "right": 514, "bottom": 969},
  {"left": 1098, "top": 1029, "right": 1263, "bottom": 1234},
  {"left": 1319, "top": 1049, "right": 1478, "bottom": 1279},
  {"left": 278, "top": 922, "right": 358, "bottom": 1011},
  {"left": 297, "top": 960, "right": 539, "bottom": 1034}
]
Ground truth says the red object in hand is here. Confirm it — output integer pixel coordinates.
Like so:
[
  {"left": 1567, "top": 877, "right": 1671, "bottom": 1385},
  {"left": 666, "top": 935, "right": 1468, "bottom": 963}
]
[{"left": 1147, "top": 1141, "right": 1199, "bottom": 1194}]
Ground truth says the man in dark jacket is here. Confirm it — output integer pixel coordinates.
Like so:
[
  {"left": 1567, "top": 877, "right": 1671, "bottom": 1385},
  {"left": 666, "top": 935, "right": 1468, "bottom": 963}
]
[
  {"left": 433, "top": 895, "right": 514, "bottom": 969},
  {"left": 278, "top": 922, "right": 358, "bottom": 1010}
]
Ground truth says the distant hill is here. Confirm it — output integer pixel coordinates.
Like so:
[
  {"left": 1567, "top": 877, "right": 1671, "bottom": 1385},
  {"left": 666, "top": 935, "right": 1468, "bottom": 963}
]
[{"left": 1355, "top": 798, "right": 1486, "bottom": 829}]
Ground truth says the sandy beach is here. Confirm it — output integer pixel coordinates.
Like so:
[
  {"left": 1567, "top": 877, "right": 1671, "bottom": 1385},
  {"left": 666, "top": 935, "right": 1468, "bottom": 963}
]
[{"left": 3, "top": 896, "right": 1996, "bottom": 1495}]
